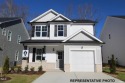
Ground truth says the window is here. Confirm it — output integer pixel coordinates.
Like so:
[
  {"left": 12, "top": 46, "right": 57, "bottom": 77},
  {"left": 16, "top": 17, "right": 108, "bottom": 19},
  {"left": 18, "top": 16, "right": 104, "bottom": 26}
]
[
  {"left": 36, "top": 49, "right": 42, "bottom": 60},
  {"left": 57, "top": 25, "right": 64, "bottom": 36},
  {"left": 109, "top": 34, "right": 111, "bottom": 39},
  {"left": 7, "top": 30, "right": 12, "bottom": 41},
  {"left": 35, "top": 25, "right": 49, "bottom": 37},
  {"left": 15, "top": 51, "right": 19, "bottom": 61},
  {"left": 42, "top": 26, "right": 48, "bottom": 37},
  {"left": 2, "top": 28, "right": 6, "bottom": 36},
  {"left": 54, "top": 25, "right": 67, "bottom": 37},
  {"left": 35, "top": 26, "right": 41, "bottom": 37},
  {"left": 17, "top": 35, "right": 21, "bottom": 44}
]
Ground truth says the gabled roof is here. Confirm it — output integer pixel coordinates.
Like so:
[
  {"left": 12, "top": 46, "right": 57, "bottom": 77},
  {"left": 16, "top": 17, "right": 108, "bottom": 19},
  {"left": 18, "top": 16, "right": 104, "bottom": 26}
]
[
  {"left": 49, "top": 14, "right": 71, "bottom": 21},
  {"left": 63, "top": 28, "right": 103, "bottom": 43},
  {"left": 72, "top": 19, "right": 96, "bottom": 23},
  {"left": 30, "top": 9, "right": 59, "bottom": 22},
  {"left": 111, "top": 16, "right": 125, "bottom": 19},
  {"left": 0, "top": 17, "right": 20, "bottom": 23}
]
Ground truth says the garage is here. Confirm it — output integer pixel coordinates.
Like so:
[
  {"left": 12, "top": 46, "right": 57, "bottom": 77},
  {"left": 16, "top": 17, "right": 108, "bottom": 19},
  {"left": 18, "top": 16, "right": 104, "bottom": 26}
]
[{"left": 70, "top": 50, "right": 95, "bottom": 72}]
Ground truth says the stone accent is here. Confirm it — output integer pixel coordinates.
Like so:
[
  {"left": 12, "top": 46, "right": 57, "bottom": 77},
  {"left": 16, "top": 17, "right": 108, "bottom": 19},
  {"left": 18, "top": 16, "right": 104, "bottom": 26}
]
[
  {"left": 22, "top": 60, "right": 57, "bottom": 71},
  {"left": 22, "top": 60, "right": 28, "bottom": 71},
  {"left": 64, "top": 64, "right": 70, "bottom": 72},
  {"left": 95, "top": 64, "right": 102, "bottom": 72},
  {"left": 46, "top": 63, "right": 56, "bottom": 70},
  {"left": 28, "top": 62, "right": 42, "bottom": 71}
]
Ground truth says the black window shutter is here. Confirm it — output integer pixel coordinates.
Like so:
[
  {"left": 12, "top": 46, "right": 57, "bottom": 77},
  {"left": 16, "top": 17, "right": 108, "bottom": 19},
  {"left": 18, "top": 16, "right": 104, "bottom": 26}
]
[
  {"left": 32, "top": 48, "right": 36, "bottom": 62},
  {"left": 48, "top": 25, "right": 50, "bottom": 37},
  {"left": 31, "top": 26, "right": 35, "bottom": 37},
  {"left": 64, "top": 25, "right": 67, "bottom": 37},
  {"left": 54, "top": 25, "right": 57, "bottom": 37}
]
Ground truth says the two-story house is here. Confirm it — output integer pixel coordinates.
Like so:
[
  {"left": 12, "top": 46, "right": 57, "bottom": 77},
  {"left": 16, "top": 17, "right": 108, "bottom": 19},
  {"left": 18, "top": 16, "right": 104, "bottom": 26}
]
[
  {"left": 101, "top": 16, "right": 125, "bottom": 66},
  {"left": 21, "top": 9, "right": 103, "bottom": 72},
  {"left": 0, "top": 18, "right": 29, "bottom": 67}
]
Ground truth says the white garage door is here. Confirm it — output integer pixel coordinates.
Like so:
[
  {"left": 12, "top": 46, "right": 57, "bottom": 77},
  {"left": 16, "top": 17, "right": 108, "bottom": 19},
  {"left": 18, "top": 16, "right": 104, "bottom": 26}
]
[{"left": 70, "top": 50, "right": 94, "bottom": 72}]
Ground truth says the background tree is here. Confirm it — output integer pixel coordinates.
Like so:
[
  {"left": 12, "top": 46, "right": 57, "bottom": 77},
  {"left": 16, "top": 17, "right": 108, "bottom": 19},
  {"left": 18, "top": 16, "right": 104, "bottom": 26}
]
[
  {"left": 0, "top": 0, "right": 28, "bottom": 23},
  {"left": 64, "top": 3, "right": 101, "bottom": 36}
]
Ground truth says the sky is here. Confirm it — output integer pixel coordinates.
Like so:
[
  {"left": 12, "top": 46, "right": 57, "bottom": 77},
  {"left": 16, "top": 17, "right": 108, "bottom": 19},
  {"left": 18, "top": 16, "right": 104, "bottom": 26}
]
[{"left": 1, "top": 0, "right": 125, "bottom": 37}]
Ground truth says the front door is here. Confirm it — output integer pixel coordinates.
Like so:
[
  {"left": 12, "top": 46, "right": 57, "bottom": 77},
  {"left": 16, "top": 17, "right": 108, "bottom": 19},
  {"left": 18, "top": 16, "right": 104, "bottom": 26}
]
[{"left": 56, "top": 51, "right": 64, "bottom": 69}]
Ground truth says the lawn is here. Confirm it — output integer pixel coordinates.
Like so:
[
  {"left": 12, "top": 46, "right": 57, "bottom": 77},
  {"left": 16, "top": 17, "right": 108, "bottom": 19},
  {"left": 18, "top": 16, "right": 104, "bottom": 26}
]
[
  {"left": 0, "top": 74, "right": 41, "bottom": 83},
  {"left": 103, "top": 65, "right": 125, "bottom": 82}
]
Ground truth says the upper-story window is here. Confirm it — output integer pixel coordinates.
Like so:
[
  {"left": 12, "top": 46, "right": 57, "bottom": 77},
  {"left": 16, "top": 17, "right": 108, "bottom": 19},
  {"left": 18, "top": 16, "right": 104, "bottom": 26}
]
[
  {"left": 54, "top": 25, "right": 67, "bottom": 37},
  {"left": 17, "top": 35, "right": 21, "bottom": 44},
  {"left": 15, "top": 51, "right": 19, "bottom": 61},
  {"left": 7, "top": 30, "right": 12, "bottom": 41},
  {"left": 42, "top": 26, "right": 48, "bottom": 37},
  {"left": 35, "top": 25, "right": 49, "bottom": 37},
  {"left": 58, "top": 25, "right": 64, "bottom": 36},
  {"left": 2, "top": 28, "right": 6, "bottom": 36},
  {"left": 35, "top": 26, "right": 41, "bottom": 37}
]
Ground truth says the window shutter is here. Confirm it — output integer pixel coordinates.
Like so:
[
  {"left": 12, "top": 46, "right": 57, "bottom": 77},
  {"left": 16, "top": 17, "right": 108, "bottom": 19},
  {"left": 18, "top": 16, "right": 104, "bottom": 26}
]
[
  {"left": 31, "top": 26, "right": 35, "bottom": 37},
  {"left": 48, "top": 25, "right": 50, "bottom": 37},
  {"left": 54, "top": 25, "right": 57, "bottom": 37},
  {"left": 64, "top": 25, "right": 67, "bottom": 37},
  {"left": 32, "top": 48, "right": 36, "bottom": 62}
]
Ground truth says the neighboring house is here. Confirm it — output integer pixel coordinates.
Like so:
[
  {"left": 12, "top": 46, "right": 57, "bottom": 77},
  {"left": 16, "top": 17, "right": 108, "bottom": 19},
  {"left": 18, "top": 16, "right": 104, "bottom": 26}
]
[
  {"left": 0, "top": 18, "right": 29, "bottom": 67},
  {"left": 21, "top": 9, "right": 103, "bottom": 72},
  {"left": 101, "top": 16, "right": 125, "bottom": 66}
]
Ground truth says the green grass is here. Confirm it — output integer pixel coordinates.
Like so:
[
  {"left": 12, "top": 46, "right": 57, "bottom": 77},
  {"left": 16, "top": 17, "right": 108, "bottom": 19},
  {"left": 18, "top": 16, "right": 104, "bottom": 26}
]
[
  {"left": 103, "top": 67, "right": 110, "bottom": 73},
  {"left": 103, "top": 66, "right": 125, "bottom": 82},
  {"left": 0, "top": 74, "right": 41, "bottom": 83},
  {"left": 117, "top": 72, "right": 125, "bottom": 81}
]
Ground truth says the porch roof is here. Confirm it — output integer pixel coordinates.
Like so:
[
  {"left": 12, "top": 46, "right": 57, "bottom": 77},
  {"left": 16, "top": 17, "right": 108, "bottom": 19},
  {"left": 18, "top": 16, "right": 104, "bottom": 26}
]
[{"left": 20, "top": 39, "right": 104, "bottom": 44}]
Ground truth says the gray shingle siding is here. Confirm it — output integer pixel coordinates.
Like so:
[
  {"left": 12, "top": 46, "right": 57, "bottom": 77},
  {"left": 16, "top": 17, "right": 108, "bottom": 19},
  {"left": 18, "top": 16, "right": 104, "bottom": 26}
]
[{"left": 0, "top": 19, "right": 29, "bottom": 67}]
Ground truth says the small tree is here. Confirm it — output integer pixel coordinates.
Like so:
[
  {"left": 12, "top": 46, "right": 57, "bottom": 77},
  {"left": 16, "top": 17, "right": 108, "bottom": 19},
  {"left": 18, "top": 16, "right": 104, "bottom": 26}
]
[
  {"left": 109, "top": 55, "right": 116, "bottom": 73},
  {"left": 3, "top": 56, "right": 9, "bottom": 74}
]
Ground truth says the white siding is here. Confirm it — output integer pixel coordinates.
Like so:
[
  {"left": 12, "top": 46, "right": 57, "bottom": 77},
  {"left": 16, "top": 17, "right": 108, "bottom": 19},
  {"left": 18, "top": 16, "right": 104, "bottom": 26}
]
[
  {"left": 64, "top": 45, "right": 102, "bottom": 65},
  {"left": 36, "top": 12, "right": 57, "bottom": 22},
  {"left": 31, "top": 23, "right": 94, "bottom": 40},
  {"left": 70, "top": 24, "right": 94, "bottom": 35},
  {"left": 70, "top": 32, "right": 93, "bottom": 41},
  {"left": 55, "top": 17, "right": 64, "bottom": 21},
  {"left": 101, "top": 16, "right": 125, "bottom": 66}
]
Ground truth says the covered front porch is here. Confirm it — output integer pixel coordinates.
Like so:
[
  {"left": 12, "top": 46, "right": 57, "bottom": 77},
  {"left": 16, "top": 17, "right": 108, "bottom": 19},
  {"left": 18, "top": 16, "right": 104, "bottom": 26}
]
[{"left": 22, "top": 43, "right": 65, "bottom": 71}]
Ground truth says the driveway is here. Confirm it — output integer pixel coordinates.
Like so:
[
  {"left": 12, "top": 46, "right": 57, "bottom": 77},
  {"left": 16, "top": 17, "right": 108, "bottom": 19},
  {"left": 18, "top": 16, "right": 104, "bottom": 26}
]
[{"left": 32, "top": 72, "right": 124, "bottom": 83}]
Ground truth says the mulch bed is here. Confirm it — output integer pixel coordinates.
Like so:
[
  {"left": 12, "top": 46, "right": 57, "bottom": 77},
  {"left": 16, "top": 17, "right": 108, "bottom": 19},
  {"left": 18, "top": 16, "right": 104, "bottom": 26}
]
[
  {"left": 9, "top": 71, "right": 46, "bottom": 75},
  {"left": 0, "top": 76, "right": 11, "bottom": 81}
]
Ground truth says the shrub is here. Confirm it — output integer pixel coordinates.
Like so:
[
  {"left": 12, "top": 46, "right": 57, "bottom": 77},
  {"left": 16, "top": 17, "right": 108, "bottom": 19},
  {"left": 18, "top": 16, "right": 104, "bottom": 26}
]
[
  {"left": 30, "top": 67, "right": 34, "bottom": 72},
  {"left": 3, "top": 56, "right": 9, "bottom": 74},
  {"left": 17, "top": 66, "right": 22, "bottom": 72},
  {"left": 38, "top": 66, "right": 42, "bottom": 72},
  {"left": 109, "top": 54, "right": 116, "bottom": 73},
  {"left": 24, "top": 65, "right": 28, "bottom": 73},
  {"left": 14, "top": 66, "right": 22, "bottom": 73}
]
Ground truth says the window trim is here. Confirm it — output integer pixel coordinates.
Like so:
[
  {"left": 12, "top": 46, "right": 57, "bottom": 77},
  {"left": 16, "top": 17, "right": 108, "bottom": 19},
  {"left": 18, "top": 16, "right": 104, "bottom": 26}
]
[
  {"left": 36, "top": 49, "right": 42, "bottom": 61},
  {"left": 7, "top": 30, "right": 12, "bottom": 41},
  {"left": 57, "top": 25, "right": 64, "bottom": 37},
  {"left": 34, "top": 25, "right": 48, "bottom": 37},
  {"left": 17, "top": 35, "right": 21, "bottom": 44},
  {"left": 42, "top": 25, "right": 48, "bottom": 37},
  {"left": 2, "top": 28, "right": 6, "bottom": 36},
  {"left": 35, "top": 26, "right": 41, "bottom": 37},
  {"left": 15, "top": 51, "right": 19, "bottom": 61}
]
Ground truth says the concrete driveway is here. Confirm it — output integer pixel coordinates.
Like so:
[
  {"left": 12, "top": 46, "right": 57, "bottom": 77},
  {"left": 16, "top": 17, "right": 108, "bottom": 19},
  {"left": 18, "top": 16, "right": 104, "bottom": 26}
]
[{"left": 32, "top": 72, "right": 124, "bottom": 83}]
